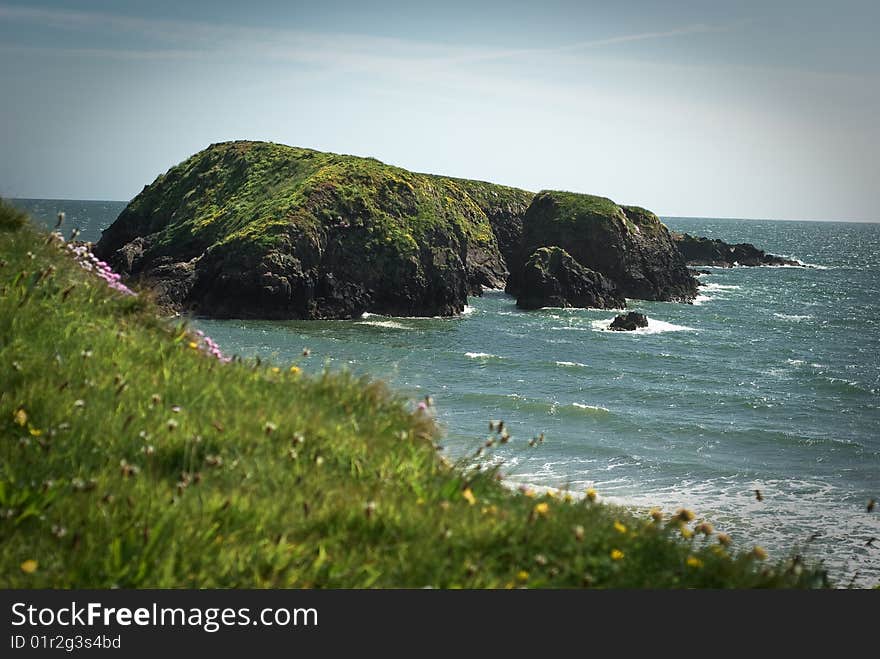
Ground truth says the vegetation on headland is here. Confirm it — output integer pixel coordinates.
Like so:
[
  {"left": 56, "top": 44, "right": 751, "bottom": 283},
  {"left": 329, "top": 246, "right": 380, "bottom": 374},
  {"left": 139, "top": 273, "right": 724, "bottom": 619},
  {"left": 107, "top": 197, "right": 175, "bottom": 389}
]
[{"left": 0, "top": 200, "right": 826, "bottom": 588}]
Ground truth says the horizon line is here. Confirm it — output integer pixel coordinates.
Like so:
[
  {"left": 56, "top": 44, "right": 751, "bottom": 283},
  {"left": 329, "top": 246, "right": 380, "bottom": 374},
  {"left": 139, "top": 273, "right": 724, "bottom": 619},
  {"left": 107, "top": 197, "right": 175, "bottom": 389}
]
[{"left": 6, "top": 195, "right": 876, "bottom": 225}]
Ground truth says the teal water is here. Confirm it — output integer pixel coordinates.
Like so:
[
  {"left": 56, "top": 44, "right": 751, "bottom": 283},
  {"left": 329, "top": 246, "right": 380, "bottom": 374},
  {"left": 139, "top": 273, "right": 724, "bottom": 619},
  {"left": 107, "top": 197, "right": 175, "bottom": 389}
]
[{"left": 17, "top": 199, "right": 880, "bottom": 586}]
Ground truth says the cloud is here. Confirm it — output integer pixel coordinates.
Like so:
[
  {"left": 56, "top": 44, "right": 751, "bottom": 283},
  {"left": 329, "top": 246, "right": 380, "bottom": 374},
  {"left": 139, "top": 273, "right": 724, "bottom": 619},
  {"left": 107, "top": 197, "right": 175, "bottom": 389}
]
[{"left": 0, "top": 3, "right": 732, "bottom": 73}]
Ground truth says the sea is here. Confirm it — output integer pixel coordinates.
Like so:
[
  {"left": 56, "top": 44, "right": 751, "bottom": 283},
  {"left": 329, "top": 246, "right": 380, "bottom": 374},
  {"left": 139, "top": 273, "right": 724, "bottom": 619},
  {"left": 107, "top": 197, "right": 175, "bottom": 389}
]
[{"left": 17, "top": 198, "right": 880, "bottom": 587}]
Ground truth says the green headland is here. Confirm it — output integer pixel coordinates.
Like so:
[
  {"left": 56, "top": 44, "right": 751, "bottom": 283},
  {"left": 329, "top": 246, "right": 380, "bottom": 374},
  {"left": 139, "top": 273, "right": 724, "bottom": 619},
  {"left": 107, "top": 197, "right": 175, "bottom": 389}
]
[{"left": 0, "top": 199, "right": 825, "bottom": 587}]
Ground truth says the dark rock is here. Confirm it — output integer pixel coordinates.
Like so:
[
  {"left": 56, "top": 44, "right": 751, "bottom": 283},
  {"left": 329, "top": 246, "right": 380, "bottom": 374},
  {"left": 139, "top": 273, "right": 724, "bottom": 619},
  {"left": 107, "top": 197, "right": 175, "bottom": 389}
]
[
  {"left": 507, "top": 191, "right": 697, "bottom": 303},
  {"left": 672, "top": 232, "right": 804, "bottom": 267},
  {"left": 516, "top": 246, "right": 624, "bottom": 310},
  {"left": 609, "top": 311, "right": 648, "bottom": 331},
  {"left": 448, "top": 178, "right": 533, "bottom": 283}
]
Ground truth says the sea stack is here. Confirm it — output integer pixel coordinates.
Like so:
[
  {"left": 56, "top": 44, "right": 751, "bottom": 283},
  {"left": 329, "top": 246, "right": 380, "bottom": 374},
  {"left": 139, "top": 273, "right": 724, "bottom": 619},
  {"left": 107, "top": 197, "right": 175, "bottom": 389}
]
[
  {"left": 515, "top": 246, "right": 624, "bottom": 310},
  {"left": 508, "top": 191, "right": 698, "bottom": 305}
]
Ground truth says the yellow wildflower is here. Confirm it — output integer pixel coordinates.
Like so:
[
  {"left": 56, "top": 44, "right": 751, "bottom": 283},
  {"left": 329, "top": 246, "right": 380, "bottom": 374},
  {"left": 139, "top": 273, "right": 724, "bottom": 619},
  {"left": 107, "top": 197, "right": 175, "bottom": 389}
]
[
  {"left": 610, "top": 549, "right": 624, "bottom": 561},
  {"left": 516, "top": 570, "right": 529, "bottom": 582},
  {"left": 271, "top": 367, "right": 280, "bottom": 374},
  {"left": 649, "top": 507, "right": 663, "bottom": 522},
  {"left": 20, "top": 560, "right": 38, "bottom": 574},
  {"left": 13, "top": 407, "right": 27, "bottom": 427},
  {"left": 585, "top": 488, "right": 597, "bottom": 502},
  {"left": 188, "top": 341, "right": 199, "bottom": 349},
  {"left": 717, "top": 533, "right": 732, "bottom": 547},
  {"left": 679, "top": 524, "right": 694, "bottom": 539},
  {"left": 462, "top": 488, "right": 476, "bottom": 505},
  {"left": 686, "top": 555, "right": 704, "bottom": 569},
  {"left": 28, "top": 426, "right": 42, "bottom": 437},
  {"left": 289, "top": 366, "right": 302, "bottom": 375},
  {"left": 613, "top": 521, "right": 627, "bottom": 534},
  {"left": 695, "top": 522, "right": 714, "bottom": 536},
  {"left": 675, "top": 508, "right": 695, "bottom": 522},
  {"left": 533, "top": 502, "right": 550, "bottom": 517},
  {"left": 752, "top": 546, "right": 768, "bottom": 560},
  {"left": 481, "top": 505, "right": 497, "bottom": 516}
]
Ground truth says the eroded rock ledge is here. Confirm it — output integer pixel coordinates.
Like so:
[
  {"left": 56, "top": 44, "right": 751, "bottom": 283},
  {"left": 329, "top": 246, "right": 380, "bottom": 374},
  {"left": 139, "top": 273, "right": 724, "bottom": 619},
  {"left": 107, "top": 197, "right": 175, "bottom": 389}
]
[{"left": 672, "top": 232, "right": 804, "bottom": 268}]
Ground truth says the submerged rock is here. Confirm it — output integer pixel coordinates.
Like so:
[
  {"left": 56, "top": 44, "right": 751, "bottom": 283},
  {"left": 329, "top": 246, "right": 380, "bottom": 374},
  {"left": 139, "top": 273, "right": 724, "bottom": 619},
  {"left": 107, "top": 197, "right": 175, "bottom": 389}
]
[
  {"left": 609, "top": 311, "right": 648, "bottom": 331},
  {"left": 516, "top": 246, "right": 624, "bottom": 310},
  {"left": 507, "top": 191, "right": 698, "bottom": 303},
  {"left": 672, "top": 232, "right": 804, "bottom": 267},
  {"left": 94, "top": 141, "right": 533, "bottom": 319}
]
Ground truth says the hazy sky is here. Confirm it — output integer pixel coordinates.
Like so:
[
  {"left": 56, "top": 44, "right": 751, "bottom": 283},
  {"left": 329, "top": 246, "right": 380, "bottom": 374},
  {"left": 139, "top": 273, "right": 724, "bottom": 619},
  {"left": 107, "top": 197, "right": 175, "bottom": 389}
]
[{"left": 1, "top": 1, "right": 878, "bottom": 220}]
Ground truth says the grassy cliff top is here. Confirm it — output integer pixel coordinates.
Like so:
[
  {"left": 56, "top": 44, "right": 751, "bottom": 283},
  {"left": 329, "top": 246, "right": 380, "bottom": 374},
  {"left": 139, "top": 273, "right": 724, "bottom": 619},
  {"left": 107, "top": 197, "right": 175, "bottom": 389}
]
[
  {"left": 100, "top": 141, "right": 533, "bottom": 262},
  {"left": 525, "top": 190, "right": 668, "bottom": 238},
  {"left": 0, "top": 201, "right": 825, "bottom": 588}
]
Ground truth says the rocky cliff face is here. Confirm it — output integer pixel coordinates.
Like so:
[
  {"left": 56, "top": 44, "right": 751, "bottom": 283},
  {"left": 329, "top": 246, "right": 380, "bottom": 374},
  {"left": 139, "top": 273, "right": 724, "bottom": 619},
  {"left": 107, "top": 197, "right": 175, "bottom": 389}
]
[
  {"left": 672, "top": 232, "right": 803, "bottom": 267},
  {"left": 516, "top": 247, "right": 624, "bottom": 310},
  {"left": 507, "top": 191, "right": 698, "bottom": 303},
  {"left": 95, "top": 141, "right": 531, "bottom": 319},
  {"left": 443, "top": 177, "right": 533, "bottom": 284}
]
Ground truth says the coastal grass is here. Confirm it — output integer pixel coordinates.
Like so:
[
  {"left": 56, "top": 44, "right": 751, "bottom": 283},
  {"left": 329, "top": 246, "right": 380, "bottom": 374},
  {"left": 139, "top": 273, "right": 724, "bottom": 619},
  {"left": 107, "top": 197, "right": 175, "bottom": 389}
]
[
  {"left": 117, "top": 141, "right": 519, "bottom": 263},
  {"left": 0, "top": 201, "right": 826, "bottom": 588}
]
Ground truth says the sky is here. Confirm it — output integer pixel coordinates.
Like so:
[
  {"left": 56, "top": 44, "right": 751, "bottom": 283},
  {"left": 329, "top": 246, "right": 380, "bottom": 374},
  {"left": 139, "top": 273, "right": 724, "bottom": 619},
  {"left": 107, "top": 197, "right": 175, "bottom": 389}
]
[{"left": 0, "top": 1, "right": 878, "bottom": 221}]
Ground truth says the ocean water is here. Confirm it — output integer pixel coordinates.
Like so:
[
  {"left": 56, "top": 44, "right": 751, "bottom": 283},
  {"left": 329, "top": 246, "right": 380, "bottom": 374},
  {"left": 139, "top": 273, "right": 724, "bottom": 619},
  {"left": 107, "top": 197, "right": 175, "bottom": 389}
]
[{"left": 17, "top": 199, "right": 880, "bottom": 586}]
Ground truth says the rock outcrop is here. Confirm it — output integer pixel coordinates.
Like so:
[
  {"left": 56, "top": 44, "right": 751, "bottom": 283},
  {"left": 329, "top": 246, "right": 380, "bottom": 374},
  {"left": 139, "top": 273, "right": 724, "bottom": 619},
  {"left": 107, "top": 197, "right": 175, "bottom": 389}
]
[
  {"left": 507, "top": 191, "right": 698, "bottom": 303},
  {"left": 672, "top": 232, "right": 803, "bottom": 267},
  {"left": 609, "top": 311, "right": 648, "bottom": 331},
  {"left": 97, "top": 144, "right": 768, "bottom": 320},
  {"left": 95, "top": 141, "right": 533, "bottom": 319},
  {"left": 515, "top": 247, "right": 624, "bottom": 310}
]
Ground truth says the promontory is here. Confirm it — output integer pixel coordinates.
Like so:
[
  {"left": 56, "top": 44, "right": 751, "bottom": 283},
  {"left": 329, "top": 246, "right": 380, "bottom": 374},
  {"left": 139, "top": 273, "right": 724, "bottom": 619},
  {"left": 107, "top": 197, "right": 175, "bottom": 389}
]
[{"left": 95, "top": 141, "right": 702, "bottom": 318}]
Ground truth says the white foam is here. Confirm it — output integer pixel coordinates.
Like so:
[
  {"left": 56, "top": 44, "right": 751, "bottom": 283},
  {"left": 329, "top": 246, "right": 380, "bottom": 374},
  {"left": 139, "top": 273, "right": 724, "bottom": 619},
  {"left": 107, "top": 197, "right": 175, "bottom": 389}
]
[
  {"left": 774, "top": 313, "right": 814, "bottom": 321},
  {"left": 591, "top": 318, "right": 695, "bottom": 334},
  {"left": 556, "top": 361, "right": 587, "bottom": 368},
  {"left": 542, "top": 306, "right": 626, "bottom": 313},
  {"left": 465, "top": 352, "right": 499, "bottom": 359},
  {"left": 773, "top": 255, "right": 829, "bottom": 269},
  {"left": 461, "top": 305, "right": 475, "bottom": 315},
  {"left": 692, "top": 294, "right": 713, "bottom": 305},
  {"left": 702, "top": 283, "right": 740, "bottom": 292},
  {"left": 572, "top": 402, "right": 610, "bottom": 413},
  {"left": 357, "top": 320, "right": 411, "bottom": 330}
]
